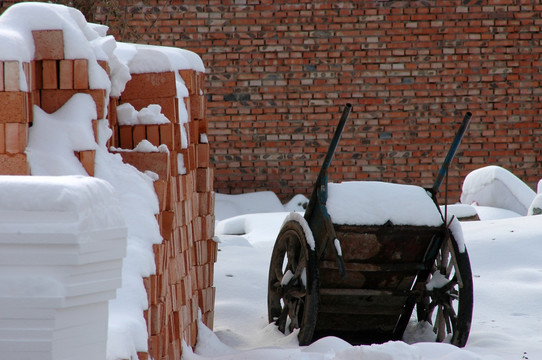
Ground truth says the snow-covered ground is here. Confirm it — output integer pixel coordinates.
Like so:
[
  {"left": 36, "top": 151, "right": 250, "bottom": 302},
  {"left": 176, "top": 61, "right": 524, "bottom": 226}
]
[{"left": 183, "top": 174, "right": 542, "bottom": 360}]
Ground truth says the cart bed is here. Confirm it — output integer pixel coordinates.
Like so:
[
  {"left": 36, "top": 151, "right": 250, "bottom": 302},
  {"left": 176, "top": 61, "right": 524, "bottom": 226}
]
[{"left": 314, "top": 223, "right": 446, "bottom": 343}]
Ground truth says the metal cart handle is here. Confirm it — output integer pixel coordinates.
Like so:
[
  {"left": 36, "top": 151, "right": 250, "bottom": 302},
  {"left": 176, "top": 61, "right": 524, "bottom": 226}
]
[{"left": 431, "top": 111, "right": 472, "bottom": 195}]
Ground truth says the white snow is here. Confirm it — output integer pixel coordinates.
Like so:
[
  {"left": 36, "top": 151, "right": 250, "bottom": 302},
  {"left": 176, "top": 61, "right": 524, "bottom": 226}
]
[
  {"left": 327, "top": 181, "right": 444, "bottom": 226},
  {"left": 27, "top": 94, "right": 97, "bottom": 176},
  {"left": 461, "top": 165, "right": 536, "bottom": 215},
  {"left": 115, "top": 42, "right": 205, "bottom": 74},
  {"left": 132, "top": 140, "right": 169, "bottom": 153},
  {"left": 440, "top": 204, "right": 477, "bottom": 220},
  {"left": 215, "top": 191, "right": 286, "bottom": 221},
  {"left": 282, "top": 212, "right": 316, "bottom": 251},
  {"left": 207, "top": 179, "right": 542, "bottom": 360},
  {"left": 333, "top": 238, "right": 342, "bottom": 257},
  {"left": 0, "top": 175, "right": 124, "bottom": 232},
  {"left": 117, "top": 103, "right": 170, "bottom": 125}
]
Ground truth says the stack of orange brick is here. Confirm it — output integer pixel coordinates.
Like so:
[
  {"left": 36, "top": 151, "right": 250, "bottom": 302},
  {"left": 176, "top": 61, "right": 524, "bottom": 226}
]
[
  {"left": 117, "top": 68, "right": 215, "bottom": 360},
  {"left": 0, "top": 24, "right": 215, "bottom": 360},
  {"left": 0, "top": 29, "right": 103, "bottom": 176}
]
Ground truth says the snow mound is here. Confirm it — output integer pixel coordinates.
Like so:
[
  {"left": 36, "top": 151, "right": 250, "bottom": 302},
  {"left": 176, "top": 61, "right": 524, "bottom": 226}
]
[
  {"left": 0, "top": 175, "right": 123, "bottom": 231},
  {"left": 327, "top": 181, "right": 443, "bottom": 226},
  {"left": 440, "top": 204, "right": 478, "bottom": 221},
  {"left": 528, "top": 195, "right": 542, "bottom": 216},
  {"left": 284, "top": 194, "right": 309, "bottom": 212},
  {"left": 215, "top": 191, "right": 285, "bottom": 221},
  {"left": 117, "top": 103, "right": 171, "bottom": 126},
  {"left": 460, "top": 166, "right": 536, "bottom": 216}
]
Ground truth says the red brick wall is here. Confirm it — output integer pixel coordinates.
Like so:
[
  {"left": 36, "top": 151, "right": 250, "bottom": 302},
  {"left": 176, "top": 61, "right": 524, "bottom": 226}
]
[{"left": 6, "top": 0, "right": 540, "bottom": 202}]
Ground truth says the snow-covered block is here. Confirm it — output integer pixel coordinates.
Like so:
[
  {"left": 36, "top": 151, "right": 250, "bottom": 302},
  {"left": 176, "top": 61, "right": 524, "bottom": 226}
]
[
  {"left": 326, "top": 181, "right": 444, "bottom": 226},
  {"left": 0, "top": 175, "right": 127, "bottom": 360},
  {"left": 460, "top": 165, "right": 536, "bottom": 216}
]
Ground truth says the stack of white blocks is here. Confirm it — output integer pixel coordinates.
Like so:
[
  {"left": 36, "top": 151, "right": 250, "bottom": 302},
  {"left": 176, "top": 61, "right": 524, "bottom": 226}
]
[{"left": 0, "top": 176, "right": 127, "bottom": 360}]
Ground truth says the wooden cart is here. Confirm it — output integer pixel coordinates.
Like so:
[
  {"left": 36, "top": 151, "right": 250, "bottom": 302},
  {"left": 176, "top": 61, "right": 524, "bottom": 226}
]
[{"left": 268, "top": 105, "right": 473, "bottom": 347}]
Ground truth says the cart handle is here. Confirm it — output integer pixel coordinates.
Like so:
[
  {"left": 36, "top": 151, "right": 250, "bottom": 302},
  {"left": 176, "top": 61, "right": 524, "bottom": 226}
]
[
  {"left": 305, "top": 103, "right": 353, "bottom": 220},
  {"left": 431, "top": 112, "right": 472, "bottom": 194}
]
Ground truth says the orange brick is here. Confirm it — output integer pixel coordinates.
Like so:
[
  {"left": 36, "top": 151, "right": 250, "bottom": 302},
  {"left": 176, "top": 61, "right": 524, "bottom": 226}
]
[
  {"left": 188, "top": 121, "right": 199, "bottom": 145},
  {"left": 31, "top": 90, "right": 40, "bottom": 108},
  {"left": 149, "top": 304, "right": 162, "bottom": 335},
  {"left": 59, "top": 60, "right": 74, "bottom": 89},
  {"left": 146, "top": 124, "right": 160, "bottom": 147},
  {"left": 4, "top": 61, "right": 20, "bottom": 91},
  {"left": 0, "top": 61, "right": 3, "bottom": 91},
  {"left": 80, "top": 150, "right": 95, "bottom": 176},
  {"left": 32, "top": 30, "right": 64, "bottom": 60},
  {"left": 74, "top": 59, "right": 89, "bottom": 89},
  {"left": 118, "top": 125, "right": 133, "bottom": 149},
  {"left": 0, "top": 124, "right": 4, "bottom": 153},
  {"left": 109, "top": 97, "right": 118, "bottom": 127},
  {"left": 174, "top": 123, "right": 184, "bottom": 151},
  {"left": 197, "top": 192, "right": 208, "bottom": 217},
  {"left": 121, "top": 72, "right": 177, "bottom": 100},
  {"left": 0, "top": 153, "right": 29, "bottom": 175},
  {"left": 196, "top": 143, "right": 210, "bottom": 168},
  {"left": 117, "top": 151, "right": 170, "bottom": 179},
  {"left": 166, "top": 175, "right": 178, "bottom": 211},
  {"left": 199, "top": 118, "right": 209, "bottom": 136},
  {"left": 41, "top": 60, "right": 57, "bottom": 89},
  {"left": 208, "top": 238, "right": 218, "bottom": 262},
  {"left": 183, "top": 96, "right": 191, "bottom": 122},
  {"left": 31, "top": 61, "right": 42, "bottom": 90},
  {"left": 209, "top": 191, "right": 215, "bottom": 213},
  {"left": 159, "top": 123, "right": 174, "bottom": 150},
  {"left": 179, "top": 69, "right": 197, "bottom": 95},
  {"left": 22, "top": 62, "right": 30, "bottom": 92},
  {"left": 91, "top": 120, "right": 98, "bottom": 142},
  {"left": 204, "top": 310, "right": 214, "bottom": 330},
  {"left": 137, "top": 352, "right": 149, "bottom": 360},
  {"left": 196, "top": 71, "right": 205, "bottom": 91},
  {"left": 5, "top": 123, "right": 27, "bottom": 154},
  {"left": 160, "top": 211, "right": 176, "bottom": 240},
  {"left": 201, "top": 215, "right": 215, "bottom": 240},
  {"left": 132, "top": 124, "right": 146, "bottom": 146},
  {"left": 0, "top": 92, "right": 28, "bottom": 123},
  {"left": 189, "top": 94, "right": 206, "bottom": 120},
  {"left": 196, "top": 168, "right": 213, "bottom": 193},
  {"left": 187, "top": 144, "right": 197, "bottom": 171},
  {"left": 177, "top": 175, "right": 185, "bottom": 201}
]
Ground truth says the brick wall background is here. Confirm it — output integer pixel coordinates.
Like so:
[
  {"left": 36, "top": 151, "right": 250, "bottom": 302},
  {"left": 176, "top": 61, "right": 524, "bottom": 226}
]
[{"left": 3, "top": 0, "right": 541, "bottom": 203}]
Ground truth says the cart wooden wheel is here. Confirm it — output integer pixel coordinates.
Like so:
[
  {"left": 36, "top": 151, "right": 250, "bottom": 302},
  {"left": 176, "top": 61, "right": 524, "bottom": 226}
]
[
  {"left": 267, "top": 219, "right": 319, "bottom": 346},
  {"left": 416, "top": 232, "right": 473, "bottom": 347}
]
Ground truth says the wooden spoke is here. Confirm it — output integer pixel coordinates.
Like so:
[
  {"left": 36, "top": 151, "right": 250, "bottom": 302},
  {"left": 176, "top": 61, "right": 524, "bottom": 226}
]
[{"left": 413, "top": 233, "right": 473, "bottom": 347}]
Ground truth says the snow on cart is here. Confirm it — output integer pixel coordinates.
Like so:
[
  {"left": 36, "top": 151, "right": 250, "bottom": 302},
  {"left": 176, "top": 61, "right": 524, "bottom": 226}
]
[{"left": 268, "top": 104, "right": 474, "bottom": 347}]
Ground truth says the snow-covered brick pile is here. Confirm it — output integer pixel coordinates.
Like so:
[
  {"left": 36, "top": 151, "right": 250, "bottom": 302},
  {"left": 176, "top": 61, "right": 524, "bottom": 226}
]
[
  {"left": 0, "top": 175, "right": 126, "bottom": 360},
  {"left": 460, "top": 165, "right": 536, "bottom": 216},
  {"left": 0, "top": 2, "right": 215, "bottom": 360},
  {"left": 326, "top": 181, "right": 444, "bottom": 226},
  {"left": 111, "top": 39, "right": 214, "bottom": 360}
]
